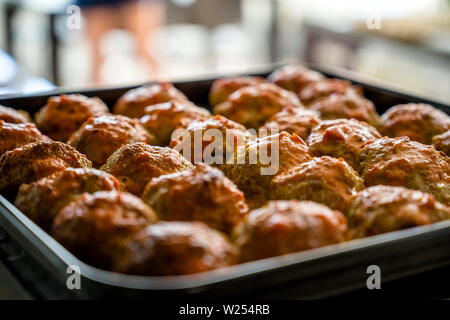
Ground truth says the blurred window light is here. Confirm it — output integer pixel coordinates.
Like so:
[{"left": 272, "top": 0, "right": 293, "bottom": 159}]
[{"left": 171, "top": 0, "right": 197, "bottom": 8}]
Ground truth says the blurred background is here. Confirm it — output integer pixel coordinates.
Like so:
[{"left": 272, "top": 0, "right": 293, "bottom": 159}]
[{"left": 0, "top": 0, "right": 449, "bottom": 103}]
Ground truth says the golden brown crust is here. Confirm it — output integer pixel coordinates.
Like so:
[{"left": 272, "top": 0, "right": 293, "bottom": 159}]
[
  {"left": 101, "top": 142, "right": 192, "bottom": 196},
  {"left": 113, "top": 83, "right": 189, "bottom": 118},
  {"left": 347, "top": 185, "right": 450, "bottom": 239},
  {"left": 0, "top": 120, "right": 49, "bottom": 156},
  {"left": 218, "top": 132, "right": 312, "bottom": 209},
  {"left": 432, "top": 130, "right": 450, "bottom": 156},
  {"left": 111, "top": 221, "right": 238, "bottom": 276},
  {"left": 261, "top": 106, "right": 321, "bottom": 141},
  {"left": 140, "top": 100, "right": 210, "bottom": 146},
  {"left": 213, "top": 83, "right": 303, "bottom": 129},
  {"left": 169, "top": 115, "right": 254, "bottom": 164},
  {"left": 267, "top": 65, "right": 325, "bottom": 93},
  {"left": 142, "top": 164, "right": 248, "bottom": 234},
  {"left": 359, "top": 136, "right": 450, "bottom": 204},
  {"left": 0, "top": 105, "right": 31, "bottom": 123},
  {"left": 209, "top": 76, "right": 266, "bottom": 106},
  {"left": 68, "top": 114, "right": 155, "bottom": 168},
  {"left": 299, "top": 78, "right": 362, "bottom": 106},
  {"left": 35, "top": 94, "right": 109, "bottom": 141},
  {"left": 52, "top": 191, "right": 157, "bottom": 269},
  {"left": 271, "top": 156, "right": 364, "bottom": 212},
  {"left": 0, "top": 141, "right": 91, "bottom": 191},
  {"left": 307, "top": 119, "right": 381, "bottom": 170},
  {"left": 233, "top": 200, "right": 347, "bottom": 262},
  {"left": 15, "top": 168, "right": 120, "bottom": 231},
  {"left": 380, "top": 103, "right": 450, "bottom": 144},
  {"left": 308, "top": 91, "right": 380, "bottom": 127}
]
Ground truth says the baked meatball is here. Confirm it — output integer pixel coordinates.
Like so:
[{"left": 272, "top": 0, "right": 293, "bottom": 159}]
[
  {"left": 52, "top": 191, "right": 157, "bottom": 269},
  {"left": 0, "top": 105, "right": 31, "bottom": 123},
  {"left": 213, "top": 83, "right": 303, "bottom": 129},
  {"left": 15, "top": 168, "right": 120, "bottom": 231},
  {"left": 307, "top": 119, "right": 381, "bottom": 170},
  {"left": 308, "top": 91, "right": 381, "bottom": 127},
  {"left": 111, "top": 221, "right": 238, "bottom": 276},
  {"left": 359, "top": 137, "right": 450, "bottom": 204},
  {"left": 169, "top": 115, "right": 254, "bottom": 164},
  {"left": 209, "top": 76, "right": 266, "bottom": 107},
  {"left": 433, "top": 130, "right": 450, "bottom": 156},
  {"left": 218, "top": 132, "right": 312, "bottom": 209},
  {"left": 298, "top": 78, "right": 361, "bottom": 106},
  {"left": 35, "top": 94, "right": 109, "bottom": 141},
  {"left": 233, "top": 200, "right": 347, "bottom": 262},
  {"left": 141, "top": 164, "right": 248, "bottom": 234},
  {"left": 113, "top": 83, "right": 189, "bottom": 118},
  {"left": 0, "top": 141, "right": 91, "bottom": 192},
  {"left": 68, "top": 114, "right": 155, "bottom": 168},
  {"left": 0, "top": 120, "right": 49, "bottom": 156},
  {"left": 140, "top": 100, "right": 210, "bottom": 146},
  {"left": 347, "top": 185, "right": 450, "bottom": 239},
  {"left": 101, "top": 142, "right": 192, "bottom": 196},
  {"left": 267, "top": 65, "right": 325, "bottom": 93},
  {"left": 261, "top": 106, "right": 321, "bottom": 141},
  {"left": 379, "top": 103, "right": 450, "bottom": 144},
  {"left": 271, "top": 156, "right": 364, "bottom": 212}
]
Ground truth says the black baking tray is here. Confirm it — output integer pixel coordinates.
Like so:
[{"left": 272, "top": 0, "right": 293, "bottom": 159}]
[{"left": 0, "top": 65, "right": 449, "bottom": 299}]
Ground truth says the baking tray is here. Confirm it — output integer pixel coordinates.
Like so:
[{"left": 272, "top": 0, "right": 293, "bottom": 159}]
[{"left": 0, "top": 65, "right": 449, "bottom": 299}]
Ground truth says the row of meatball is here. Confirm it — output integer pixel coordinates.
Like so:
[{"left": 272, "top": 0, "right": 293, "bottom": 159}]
[{"left": 8, "top": 159, "right": 450, "bottom": 276}]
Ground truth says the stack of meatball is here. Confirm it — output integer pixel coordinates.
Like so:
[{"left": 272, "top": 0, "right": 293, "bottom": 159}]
[{"left": 1, "top": 64, "right": 449, "bottom": 276}]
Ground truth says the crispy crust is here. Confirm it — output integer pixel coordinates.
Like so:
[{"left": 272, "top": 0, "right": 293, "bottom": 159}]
[
  {"left": 114, "top": 83, "right": 189, "bottom": 118},
  {"left": 35, "top": 94, "right": 109, "bottom": 141},
  {"left": 101, "top": 142, "right": 192, "bottom": 196},
  {"left": 142, "top": 164, "right": 249, "bottom": 234},
  {"left": 359, "top": 136, "right": 450, "bottom": 204},
  {"left": 233, "top": 200, "right": 347, "bottom": 262},
  {"left": 347, "top": 185, "right": 450, "bottom": 238}
]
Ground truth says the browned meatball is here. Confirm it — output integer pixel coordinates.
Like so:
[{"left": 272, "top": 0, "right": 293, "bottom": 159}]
[
  {"left": 113, "top": 83, "right": 189, "bottom": 118},
  {"left": 52, "top": 191, "right": 157, "bottom": 269},
  {"left": 308, "top": 91, "right": 381, "bottom": 127},
  {"left": 140, "top": 100, "right": 210, "bottom": 146},
  {"left": 307, "top": 119, "right": 381, "bottom": 170},
  {"left": 218, "top": 132, "right": 312, "bottom": 209},
  {"left": 267, "top": 65, "right": 325, "bottom": 93},
  {"left": 101, "top": 142, "right": 192, "bottom": 196},
  {"left": 347, "top": 185, "right": 450, "bottom": 239},
  {"left": 359, "top": 137, "right": 450, "bottom": 204},
  {"left": 298, "top": 78, "right": 362, "bottom": 106},
  {"left": 214, "top": 83, "right": 303, "bottom": 129},
  {"left": 271, "top": 156, "right": 364, "bottom": 212},
  {"left": 0, "top": 105, "right": 31, "bottom": 123},
  {"left": 68, "top": 114, "right": 155, "bottom": 168},
  {"left": 233, "top": 200, "right": 347, "bottom": 262},
  {"left": 15, "top": 168, "right": 120, "bottom": 231},
  {"left": 209, "top": 76, "right": 266, "bottom": 107},
  {"left": 169, "top": 115, "right": 254, "bottom": 164},
  {"left": 35, "top": 94, "right": 109, "bottom": 142},
  {"left": 0, "top": 120, "right": 49, "bottom": 156},
  {"left": 141, "top": 164, "right": 248, "bottom": 234},
  {"left": 0, "top": 141, "right": 91, "bottom": 192},
  {"left": 433, "top": 130, "right": 450, "bottom": 156},
  {"left": 261, "top": 106, "right": 321, "bottom": 141},
  {"left": 380, "top": 103, "right": 450, "bottom": 144},
  {"left": 111, "top": 221, "right": 238, "bottom": 276}
]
